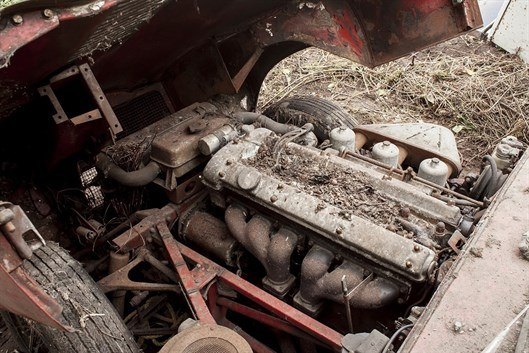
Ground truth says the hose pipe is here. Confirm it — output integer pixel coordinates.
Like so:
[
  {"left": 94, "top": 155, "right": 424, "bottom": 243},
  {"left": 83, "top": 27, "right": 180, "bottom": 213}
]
[{"left": 95, "top": 153, "right": 161, "bottom": 187}]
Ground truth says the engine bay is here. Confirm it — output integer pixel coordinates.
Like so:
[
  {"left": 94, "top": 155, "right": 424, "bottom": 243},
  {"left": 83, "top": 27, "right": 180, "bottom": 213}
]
[
  {"left": 1, "top": 62, "right": 524, "bottom": 351},
  {"left": 5, "top": 0, "right": 528, "bottom": 352}
]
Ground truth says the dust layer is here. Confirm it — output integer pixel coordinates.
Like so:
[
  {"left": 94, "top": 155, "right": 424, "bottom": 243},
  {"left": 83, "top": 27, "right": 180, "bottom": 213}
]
[{"left": 246, "top": 137, "right": 403, "bottom": 228}]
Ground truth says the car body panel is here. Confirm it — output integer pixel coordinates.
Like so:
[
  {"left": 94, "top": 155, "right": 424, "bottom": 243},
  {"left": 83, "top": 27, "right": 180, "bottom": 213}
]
[{"left": 0, "top": 0, "right": 482, "bottom": 119}]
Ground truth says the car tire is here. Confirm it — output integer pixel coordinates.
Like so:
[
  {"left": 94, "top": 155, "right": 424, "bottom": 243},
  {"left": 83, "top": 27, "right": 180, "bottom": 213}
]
[
  {"left": 263, "top": 96, "right": 358, "bottom": 141},
  {"left": 1, "top": 242, "right": 140, "bottom": 353}
]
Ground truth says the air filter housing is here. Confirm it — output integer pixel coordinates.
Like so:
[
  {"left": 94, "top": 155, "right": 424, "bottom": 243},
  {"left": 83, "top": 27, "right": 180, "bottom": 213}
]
[{"left": 159, "top": 324, "right": 252, "bottom": 353}]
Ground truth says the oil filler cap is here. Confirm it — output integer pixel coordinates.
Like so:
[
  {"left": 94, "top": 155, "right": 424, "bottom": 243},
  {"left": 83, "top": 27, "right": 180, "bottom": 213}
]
[{"left": 159, "top": 323, "right": 252, "bottom": 353}]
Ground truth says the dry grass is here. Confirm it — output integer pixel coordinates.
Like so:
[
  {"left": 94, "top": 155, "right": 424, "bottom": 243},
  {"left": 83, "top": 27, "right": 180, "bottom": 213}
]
[{"left": 258, "top": 35, "right": 529, "bottom": 170}]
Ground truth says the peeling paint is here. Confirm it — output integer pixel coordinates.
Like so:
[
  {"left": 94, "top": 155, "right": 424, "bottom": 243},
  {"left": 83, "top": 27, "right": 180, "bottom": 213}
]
[
  {"left": 298, "top": 1, "right": 325, "bottom": 11},
  {"left": 266, "top": 22, "right": 273, "bottom": 37}
]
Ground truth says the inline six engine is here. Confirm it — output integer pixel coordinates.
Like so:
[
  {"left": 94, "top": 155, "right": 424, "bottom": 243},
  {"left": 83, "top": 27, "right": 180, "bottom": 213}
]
[
  {"left": 97, "top": 101, "right": 522, "bottom": 326},
  {"left": 200, "top": 125, "right": 463, "bottom": 314}
]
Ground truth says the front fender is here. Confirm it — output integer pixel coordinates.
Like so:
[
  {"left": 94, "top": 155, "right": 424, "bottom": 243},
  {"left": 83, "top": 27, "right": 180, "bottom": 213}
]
[{"left": 0, "top": 204, "right": 71, "bottom": 331}]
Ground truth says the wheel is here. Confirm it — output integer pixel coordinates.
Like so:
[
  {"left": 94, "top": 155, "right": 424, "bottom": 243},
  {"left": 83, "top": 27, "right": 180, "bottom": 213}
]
[
  {"left": 263, "top": 96, "right": 359, "bottom": 141},
  {"left": 1, "top": 242, "right": 140, "bottom": 353}
]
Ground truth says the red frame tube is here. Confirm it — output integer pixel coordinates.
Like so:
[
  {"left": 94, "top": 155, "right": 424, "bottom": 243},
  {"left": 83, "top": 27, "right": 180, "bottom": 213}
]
[{"left": 175, "top": 241, "right": 344, "bottom": 351}]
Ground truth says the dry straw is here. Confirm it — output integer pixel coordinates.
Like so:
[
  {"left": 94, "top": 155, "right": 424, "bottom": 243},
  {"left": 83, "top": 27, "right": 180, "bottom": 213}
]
[{"left": 259, "top": 35, "right": 528, "bottom": 170}]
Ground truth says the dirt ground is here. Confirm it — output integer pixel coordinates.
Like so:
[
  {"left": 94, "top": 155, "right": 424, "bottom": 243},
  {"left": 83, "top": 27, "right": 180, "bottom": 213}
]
[{"left": 258, "top": 34, "right": 529, "bottom": 172}]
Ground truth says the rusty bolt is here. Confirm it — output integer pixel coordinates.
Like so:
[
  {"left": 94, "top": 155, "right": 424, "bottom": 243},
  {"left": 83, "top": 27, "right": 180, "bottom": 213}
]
[
  {"left": 413, "top": 244, "right": 420, "bottom": 252},
  {"left": 405, "top": 260, "right": 413, "bottom": 268},
  {"left": 226, "top": 159, "right": 234, "bottom": 166},
  {"left": 336, "top": 227, "right": 343, "bottom": 235},
  {"left": 42, "top": 9, "right": 54, "bottom": 19},
  {"left": 435, "top": 222, "right": 446, "bottom": 234},
  {"left": 218, "top": 171, "right": 225, "bottom": 178},
  {"left": 0, "top": 208, "right": 15, "bottom": 225},
  {"left": 11, "top": 15, "right": 23, "bottom": 25},
  {"left": 400, "top": 207, "right": 411, "bottom": 218},
  {"left": 270, "top": 195, "right": 278, "bottom": 203}
]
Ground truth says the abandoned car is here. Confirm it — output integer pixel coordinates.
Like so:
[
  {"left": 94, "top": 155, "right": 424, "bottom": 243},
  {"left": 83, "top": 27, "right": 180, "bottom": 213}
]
[{"left": 0, "top": 0, "right": 527, "bottom": 352}]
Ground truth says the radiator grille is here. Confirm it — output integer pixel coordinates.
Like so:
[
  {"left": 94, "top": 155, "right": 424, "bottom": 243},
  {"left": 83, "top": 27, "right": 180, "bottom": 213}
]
[
  {"left": 114, "top": 90, "right": 170, "bottom": 137},
  {"left": 71, "top": 0, "right": 170, "bottom": 60}
]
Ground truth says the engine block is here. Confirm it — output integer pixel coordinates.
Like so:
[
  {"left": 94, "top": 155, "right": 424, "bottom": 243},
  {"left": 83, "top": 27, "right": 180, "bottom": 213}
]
[{"left": 202, "top": 128, "right": 468, "bottom": 308}]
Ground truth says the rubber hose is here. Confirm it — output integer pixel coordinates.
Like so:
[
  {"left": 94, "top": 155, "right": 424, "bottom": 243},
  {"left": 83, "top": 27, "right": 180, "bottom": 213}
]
[
  {"left": 95, "top": 153, "right": 161, "bottom": 187},
  {"left": 483, "top": 155, "right": 499, "bottom": 198},
  {"left": 233, "top": 112, "right": 297, "bottom": 135}
]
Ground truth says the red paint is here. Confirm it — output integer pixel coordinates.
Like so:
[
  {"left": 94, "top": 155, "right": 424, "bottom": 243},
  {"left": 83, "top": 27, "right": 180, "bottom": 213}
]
[
  {"left": 0, "top": 11, "right": 59, "bottom": 60},
  {"left": 332, "top": 5, "right": 365, "bottom": 58},
  {"left": 0, "top": 255, "right": 71, "bottom": 331},
  {"left": 176, "top": 241, "right": 344, "bottom": 351},
  {"left": 159, "top": 223, "right": 216, "bottom": 324},
  {"left": 217, "top": 297, "right": 325, "bottom": 346}
]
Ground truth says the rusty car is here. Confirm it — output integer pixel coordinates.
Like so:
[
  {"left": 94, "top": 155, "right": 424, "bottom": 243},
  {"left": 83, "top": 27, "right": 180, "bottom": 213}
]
[{"left": 0, "top": 0, "right": 527, "bottom": 352}]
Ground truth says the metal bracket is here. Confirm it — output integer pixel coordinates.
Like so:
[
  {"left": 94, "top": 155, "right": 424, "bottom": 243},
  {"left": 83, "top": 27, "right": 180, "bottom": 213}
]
[
  {"left": 98, "top": 249, "right": 180, "bottom": 293},
  {"left": 78, "top": 63, "right": 123, "bottom": 135},
  {"left": 0, "top": 203, "right": 45, "bottom": 261},
  {"left": 448, "top": 230, "right": 467, "bottom": 254},
  {"left": 38, "top": 64, "right": 123, "bottom": 136}
]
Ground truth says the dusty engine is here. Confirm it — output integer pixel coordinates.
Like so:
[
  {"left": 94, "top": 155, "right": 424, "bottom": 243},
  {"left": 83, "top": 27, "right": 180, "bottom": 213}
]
[
  {"left": 200, "top": 126, "right": 464, "bottom": 314},
  {"left": 94, "top": 101, "right": 521, "bottom": 328}
]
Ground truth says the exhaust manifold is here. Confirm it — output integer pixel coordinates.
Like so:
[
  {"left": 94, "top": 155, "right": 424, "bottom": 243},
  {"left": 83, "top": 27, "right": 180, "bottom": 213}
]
[
  {"left": 225, "top": 204, "right": 298, "bottom": 297},
  {"left": 293, "top": 246, "right": 400, "bottom": 316}
]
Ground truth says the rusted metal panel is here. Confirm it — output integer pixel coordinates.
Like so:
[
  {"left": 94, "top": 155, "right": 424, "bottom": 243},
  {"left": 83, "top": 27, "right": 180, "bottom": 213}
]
[
  {"left": 111, "top": 204, "right": 177, "bottom": 252},
  {"left": 0, "top": 0, "right": 481, "bottom": 120},
  {"left": 255, "top": 0, "right": 483, "bottom": 68},
  {"left": 0, "top": 251, "right": 70, "bottom": 331},
  {"left": 78, "top": 63, "right": 123, "bottom": 135},
  {"left": 0, "top": 10, "right": 59, "bottom": 68},
  {"left": 97, "top": 249, "right": 180, "bottom": 293},
  {"left": 400, "top": 150, "right": 529, "bottom": 352}
]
